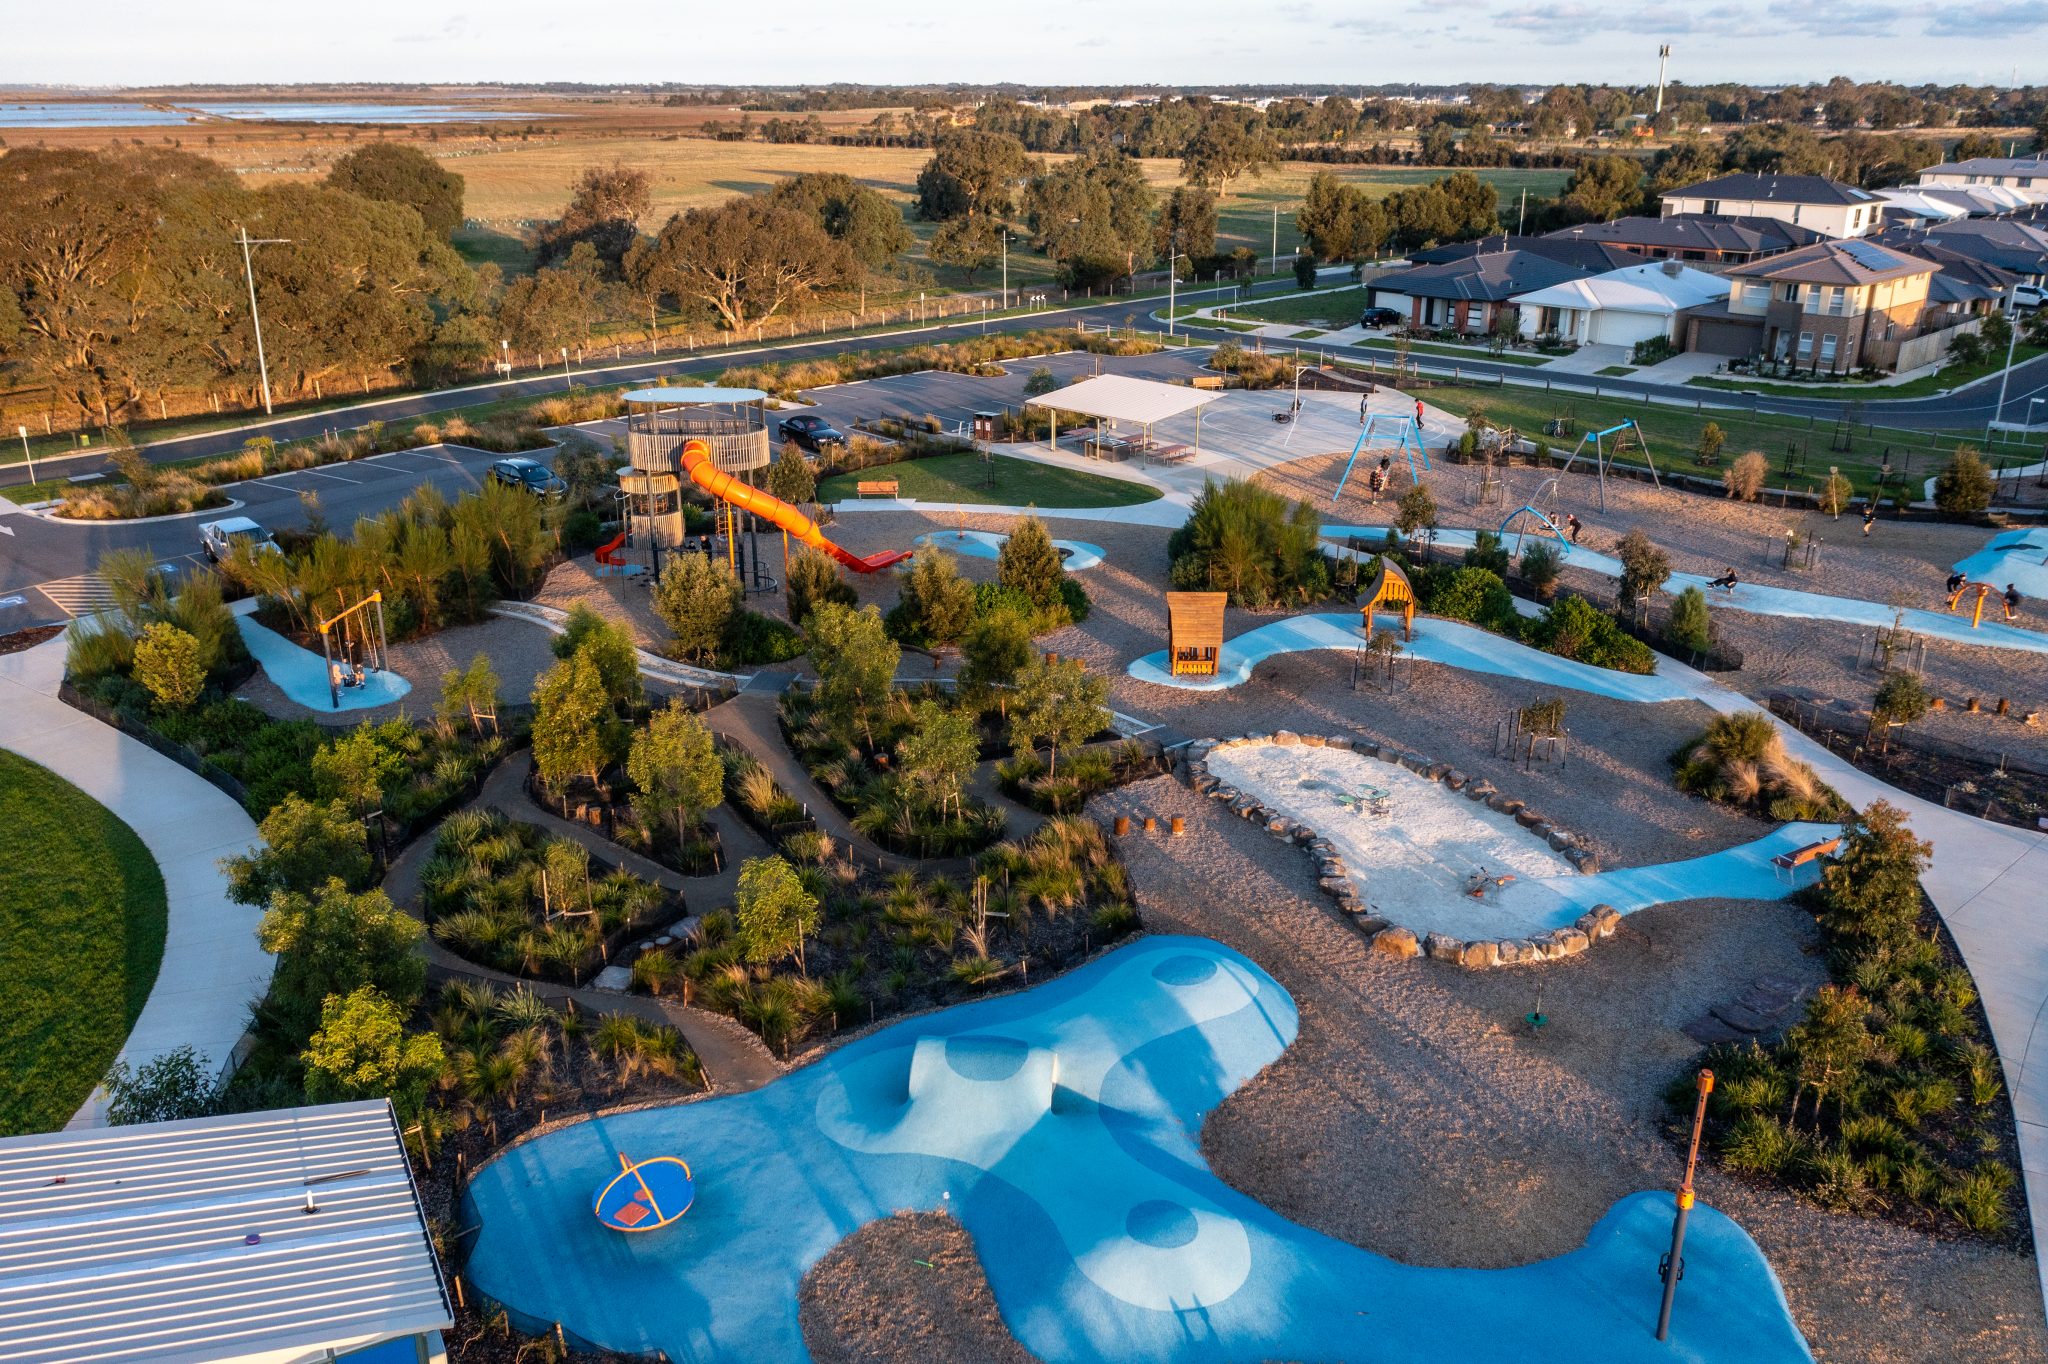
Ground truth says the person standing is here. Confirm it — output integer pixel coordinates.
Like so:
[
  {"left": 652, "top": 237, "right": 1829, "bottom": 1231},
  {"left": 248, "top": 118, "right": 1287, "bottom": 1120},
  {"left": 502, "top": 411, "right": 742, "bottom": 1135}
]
[
  {"left": 1862, "top": 503, "right": 1877, "bottom": 537},
  {"left": 1367, "top": 465, "right": 1386, "bottom": 504},
  {"left": 1565, "top": 512, "right": 1584, "bottom": 545},
  {"left": 1360, "top": 392, "right": 1370, "bottom": 425},
  {"left": 2006, "top": 583, "right": 2023, "bottom": 622},
  {"left": 1414, "top": 398, "right": 1425, "bottom": 428}
]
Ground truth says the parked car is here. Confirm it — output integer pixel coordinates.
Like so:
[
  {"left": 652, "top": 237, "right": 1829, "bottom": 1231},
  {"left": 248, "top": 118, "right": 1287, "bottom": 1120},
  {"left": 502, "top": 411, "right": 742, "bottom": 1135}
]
[
  {"left": 198, "top": 516, "right": 280, "bottom": 563},
  {"left": 777, "top": 414, "right": 847, "bottom": 453},
  {"left": 2013, "top": 284, "right": 2045, "bottom": 311},
  {"left": 1358, "top": 306, "right": 1405, "bottom": 329},
  {"left": 490, "top": 457, "right": 567, "bottom": 498}
]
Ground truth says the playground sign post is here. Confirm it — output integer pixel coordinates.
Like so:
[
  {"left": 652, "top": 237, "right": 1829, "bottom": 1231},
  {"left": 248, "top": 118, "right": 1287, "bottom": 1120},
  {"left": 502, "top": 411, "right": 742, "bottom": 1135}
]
[{"left": 1655, "top": 1067, "right": 1714, "bottom": 1341}]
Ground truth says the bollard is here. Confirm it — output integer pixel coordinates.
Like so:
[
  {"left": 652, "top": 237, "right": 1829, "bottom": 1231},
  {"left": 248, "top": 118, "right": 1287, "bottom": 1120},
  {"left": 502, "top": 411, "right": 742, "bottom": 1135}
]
[
  {"left": 1143, "top": 816, "right": 1158, "bottom": 833},
  {"left": 1170, "top": 816, "right": 1185, "bottom": 836},
  {"left": 1113, "top": 815, "right": 1132, "bottom": 837}
]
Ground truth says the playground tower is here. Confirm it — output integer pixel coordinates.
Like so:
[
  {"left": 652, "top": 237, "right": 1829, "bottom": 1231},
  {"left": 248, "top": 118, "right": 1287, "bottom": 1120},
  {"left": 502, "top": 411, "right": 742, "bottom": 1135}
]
[{"left": 620, "top": 386, "right": 773, "bottom": 570}]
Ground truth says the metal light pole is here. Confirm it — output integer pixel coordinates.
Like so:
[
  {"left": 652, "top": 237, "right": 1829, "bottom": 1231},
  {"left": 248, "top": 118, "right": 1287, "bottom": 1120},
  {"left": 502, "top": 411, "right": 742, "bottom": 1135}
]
[
  {"left": 234, "top": 224, "right": 289, "bottom": 416},
  {"left": 1001, "top": 231, "right": 1008, "bottom": 310},
  {"left": 16, "top": 425, "right": 33, "bottom": 486},
  {"left": 560, "top": 346, "right": 572, "bottom": 389},
  {"left": 498, "top": 339, "right": 511, "bottom": 378},
  {"left": 1989, "top": 307, "right": 2022, "bottom": 438},
  {"left": 1656, "top": 1068, "right": 1715, "bottom": 1342},
  {"left": 1271, "top": 205, "right": 1279, "bottom": 274}
]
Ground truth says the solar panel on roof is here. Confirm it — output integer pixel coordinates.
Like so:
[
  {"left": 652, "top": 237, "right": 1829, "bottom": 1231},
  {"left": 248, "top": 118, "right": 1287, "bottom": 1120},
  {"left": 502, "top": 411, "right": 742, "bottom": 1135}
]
[{"left": 1839, "top": 240, "right": 1903, "bottom": 271}]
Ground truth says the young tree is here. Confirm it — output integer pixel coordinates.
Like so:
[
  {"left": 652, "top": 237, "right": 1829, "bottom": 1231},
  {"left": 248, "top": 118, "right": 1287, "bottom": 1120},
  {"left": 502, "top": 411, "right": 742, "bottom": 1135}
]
[
  {"left": 436, "top": 652, "right": 501, "bottom": 735},
  {"left": 1932, "top": 446, "right": 1995, "bottom": 515},
  {"left": 785, "top": 546, "right": 854, "bottom": 629},
  {"left": 103, "top": 1045, "right": 215, "bottom": 1126},
  {"left": 224, "top": 794, "right": 374, "bottom": 905},
  {"left": 1614, "top": 529, "right": 1672, "bottom": 614},
  {"left": 960, "top": 606, "right": 1035, "bottom": 710},
  {"left": 1393, "top": 482, "right": 1438, "bottom": 538},
  {"left": 997, "top": 514, "right": 1066, "bottom": 615},
  {"left": 1872, "top": 670, "right": 1932, "bottom": 730},
  {"left": 734, "top": 855, "right": 821, "bottom": 974},
  {"left": 1816, "top": 801, "right": 1932, "bottom": 953},
  {"left": 898, "top": 548, "right": 977, "bottom": 651},
  {"left": 895, "top": 699, "right": 980, "bottom": 817},
  {"left": 767, "top": 442, "right": 817, "bottom": 505},
  {"left": 627, "top": 702, "right": 725, "bottom": 848},
  {"left": 258, "top": 879, "right": 427, "bottom": 1038},
  {"left": 1785, "top": 984, "right": 1871, "bottom": 1128},
  {"left": 1664, "top": 585, "right": 1712, "bottom": 657},
  {"left": 553, "top": 603, "right": 643, "bottom": 708},
  {"left": 312, "top": 725, "right": 406, "bottom": 816},
  {"left": 1696, "top": 421, "right": 1726, "bottom": 466},
  {"left": 1008, "top": 656, "right": 1110, "bottom": 775},
  {"left": 1519, "top": 542, "right": 1562, "bottom": 600},
  {"left": 807, "top": 602, "right": 900, "bottom": 750},
  {"left": 132, "top": 622, "right": 204, "bottom": 709},
  {"left": 652, "top": 551, "right": 741, "bottom": 665},
  {"left": 530, "top": 650, "right": 612, "bottom": 792},
  {"left": 1022, "top": 366, "right": 1060, "bottom": 397},
  {"left": 300, "top": 985, "right": 446, "bottom": 1118}
]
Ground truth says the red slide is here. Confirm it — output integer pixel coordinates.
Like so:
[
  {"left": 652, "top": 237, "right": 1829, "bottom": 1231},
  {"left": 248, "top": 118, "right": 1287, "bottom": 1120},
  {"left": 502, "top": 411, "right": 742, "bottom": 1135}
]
[
  {"left": 593, "top": 529, "right": 628, "bottom": 568},
  {"left": 679, "top": 438, "right": 912, "bottom": 573}
]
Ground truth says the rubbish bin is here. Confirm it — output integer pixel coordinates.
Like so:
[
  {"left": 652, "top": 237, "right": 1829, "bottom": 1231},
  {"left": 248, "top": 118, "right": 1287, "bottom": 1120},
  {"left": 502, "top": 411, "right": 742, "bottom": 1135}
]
[{"left": 973, "top": 411, "right": 999, "bottom": 442}]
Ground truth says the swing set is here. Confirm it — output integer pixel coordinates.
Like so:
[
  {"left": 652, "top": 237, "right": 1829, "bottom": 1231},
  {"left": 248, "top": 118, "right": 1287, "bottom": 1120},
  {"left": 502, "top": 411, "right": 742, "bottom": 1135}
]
[
  {"left": 1497, "top": 504, "right": 1570, "bottom": 557},
  {"left": 1560, "top": 418, "right": 1661, "bottom": 511},
  {"left": 1333, "top": 415, "right": 1430, "bottom": 501},
  {"left": 317, "top": 591, "right": 390, "bottom": 711}
]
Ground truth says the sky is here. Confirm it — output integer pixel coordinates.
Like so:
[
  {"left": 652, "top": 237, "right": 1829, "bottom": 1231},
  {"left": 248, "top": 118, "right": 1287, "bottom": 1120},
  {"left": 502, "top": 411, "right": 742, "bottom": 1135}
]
[{"left": 5, "top": 0, "right": 2044, "bottom": 88}]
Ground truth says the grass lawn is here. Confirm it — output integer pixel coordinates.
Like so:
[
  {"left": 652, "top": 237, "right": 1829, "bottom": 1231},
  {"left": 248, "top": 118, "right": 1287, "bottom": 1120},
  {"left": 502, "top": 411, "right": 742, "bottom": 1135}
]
[
  {"left": 818, "top": 452, "right": 1161, "bottom": 508},
  {"left": 1687, "top": 345, "right": 2048, "bottom": 402},
  {"left": 1359, "top": 338, "right": 1551, "bottom": 367},
  {"left": 1423, "top": 381, "right": 1987, "bottom": 496},
  {"left": 0, "top": 751, "right": 167, "bottom": 1135},
  {"left": 1218, "top": 287, "right": 1364, "bottom": 327}
]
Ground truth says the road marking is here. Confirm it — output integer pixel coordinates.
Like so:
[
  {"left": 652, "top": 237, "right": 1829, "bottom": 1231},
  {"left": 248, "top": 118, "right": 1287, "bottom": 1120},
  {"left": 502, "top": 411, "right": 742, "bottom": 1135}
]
[
  {"left": 300, "top": 467, "right": 366, "bottom": 484},
  {"left": 0, "top": 524, "right": 12, "bottom": 536},
  {"left": 34, "top": 572, "right": 119, "bottom": 617}
]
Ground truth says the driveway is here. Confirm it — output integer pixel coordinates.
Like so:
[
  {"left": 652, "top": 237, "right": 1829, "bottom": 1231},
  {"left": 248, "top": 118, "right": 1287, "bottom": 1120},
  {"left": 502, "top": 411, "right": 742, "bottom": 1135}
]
[{"left": 1636, "top": 352, "right": 1734, "bottom": 384}]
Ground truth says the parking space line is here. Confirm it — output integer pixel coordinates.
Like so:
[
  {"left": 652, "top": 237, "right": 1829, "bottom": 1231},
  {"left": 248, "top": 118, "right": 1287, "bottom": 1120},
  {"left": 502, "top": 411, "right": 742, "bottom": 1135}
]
[{"left": 300, "top": 467, "right": 366, "bottom": 484}]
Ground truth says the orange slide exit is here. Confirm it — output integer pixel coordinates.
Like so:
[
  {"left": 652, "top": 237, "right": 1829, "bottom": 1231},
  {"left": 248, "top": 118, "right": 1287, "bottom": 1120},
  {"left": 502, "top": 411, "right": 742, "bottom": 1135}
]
[{"left": 680, "top": 438, "right": 912, "bottom": 573}]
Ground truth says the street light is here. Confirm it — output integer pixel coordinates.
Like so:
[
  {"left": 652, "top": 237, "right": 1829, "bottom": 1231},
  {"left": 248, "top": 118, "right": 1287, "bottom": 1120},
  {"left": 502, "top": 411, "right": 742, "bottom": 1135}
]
[
  {"left": 233, "top": 224, "right": 289, "bottom": 416},
  {"left": 560, "top": 346, "right": 572, "bottom": 390},
  {"left": 15, "top": 425, "right": 33, "bottom": 486},
  {"left": 498, "top": 339, "right": 512, "bottom": 378},
  {"left": 1989, "top": 303, "right": 2023, "bottom": 437},
  {"left": 1165, "top": 232, "right": 1190, "bottom": 340},
  {"left": 1000, "top": 230, "right": 1008, "bottom": 310}
]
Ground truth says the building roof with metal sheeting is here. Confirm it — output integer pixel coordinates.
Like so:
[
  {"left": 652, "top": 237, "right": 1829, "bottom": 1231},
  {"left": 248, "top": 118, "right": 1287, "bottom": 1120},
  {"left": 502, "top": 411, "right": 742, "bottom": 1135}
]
[
  {"left": 0, "top": 1101, "right": 451, "bottom": 1364},
  {"left": 1022, "top": 374, "right": 1224, "bottom": 426}
]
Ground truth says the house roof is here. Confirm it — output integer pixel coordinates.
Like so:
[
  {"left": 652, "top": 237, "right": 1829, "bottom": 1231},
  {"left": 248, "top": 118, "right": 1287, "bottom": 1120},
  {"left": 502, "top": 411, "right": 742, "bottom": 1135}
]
[
  {"left": 1406, "top": 234, "right": 1643, "bottom": 272},
  {"left": 1371, "top": 249, "right": 1602, "bottom": 303},
  {"left": 0, "top": 1102, "right": 452, "bottom": 1364},
  {"left": 1509, "top": 261, "right": 1732, "bottom": 314},
  {"left": 1879, "top": 239, "right": 2020, "bottom": 297},
  {"left": 1023, "top": 374, "right": 1223, "bottom": 426},
  {"left": 1663, "top": 172, "right": 1879, "bottom": 207},
  {"left": 1547, "top": 213, "right": 1824, "bottom": 255},
  {"left": 1876, "top": 220, "right": 2048, "bottom": 276},
  {"left": 1725, "top": 239, "right": 1933, "bottom": 286},
  {"left": 1918, "top": 157, "right": 2048, "bottom": 180}
]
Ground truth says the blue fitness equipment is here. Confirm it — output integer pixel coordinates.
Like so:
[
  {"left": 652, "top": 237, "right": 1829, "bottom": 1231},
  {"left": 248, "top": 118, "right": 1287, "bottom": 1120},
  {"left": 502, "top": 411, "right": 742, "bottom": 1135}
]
[
  {"left": 1333, "top": 415, "right": 1429, "bottom": 501},
  {"left": 1558, "top": 419, "right": 1661, "bottom": 512},
  {"left": 1497, "top": 505, "right": 1570, "bottom": 557}
]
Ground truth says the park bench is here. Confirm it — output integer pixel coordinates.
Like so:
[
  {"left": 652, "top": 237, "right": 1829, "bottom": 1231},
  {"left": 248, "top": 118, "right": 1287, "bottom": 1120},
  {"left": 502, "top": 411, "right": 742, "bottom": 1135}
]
[
  {"left": 1190, "top": 374, "right": 1228, "bottom": 390},
  {"left": 1149, "top": 444, "right": 1193, "bottom": 464},
  {"left": 1772, "top": 837, "right": 1841, "bottom": 882},
  {"left": 855, "top": 479, "right": 899, "bottom": 499}
]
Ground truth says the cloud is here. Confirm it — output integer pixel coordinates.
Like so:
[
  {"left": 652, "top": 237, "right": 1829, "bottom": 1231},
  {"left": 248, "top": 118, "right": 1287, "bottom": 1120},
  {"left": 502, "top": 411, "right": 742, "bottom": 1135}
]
[
  {"left": 1485, "top": 1, "right": 1764, "bottom": 40},
  {"left": 1760, "top": 0, "right": 1905, "bottom": 36},
  {"left": 1925, "top": 0, "right": 2048, "bottom": 35}
]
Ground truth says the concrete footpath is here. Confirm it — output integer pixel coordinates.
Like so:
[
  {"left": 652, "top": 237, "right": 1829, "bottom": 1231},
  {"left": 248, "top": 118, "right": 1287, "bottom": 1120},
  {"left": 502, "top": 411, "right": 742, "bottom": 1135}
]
[{"left": 0, "top": 636, "right": 272, "bottom": 1128}]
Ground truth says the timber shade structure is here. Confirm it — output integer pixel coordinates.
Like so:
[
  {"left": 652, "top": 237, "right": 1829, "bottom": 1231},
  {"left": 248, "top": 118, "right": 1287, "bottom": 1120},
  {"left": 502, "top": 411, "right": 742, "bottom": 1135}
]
[
  {"left": 1166, "top": 591, "right": 1228, "bottom": 676},
  {"left": 0, "top": 1100, "right": 453, "bottom": 1364},
  {"left": 1361, "top": 560, "right": 1418, "bottom": 639},
  {"left": 1025, "top": 375, "right": 1224, "bottom": 460}
]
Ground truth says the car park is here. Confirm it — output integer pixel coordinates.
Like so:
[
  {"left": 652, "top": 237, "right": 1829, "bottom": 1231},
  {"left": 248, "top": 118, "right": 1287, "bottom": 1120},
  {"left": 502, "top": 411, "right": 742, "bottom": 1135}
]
[
  {"left": 491, "top": 457, "right": 568, "bottom": 498},
  {"left": 198, "top": 516, "right": 281, "bottom": 563},
  {"left": 777, "top": 414, "right": 847, "bottom": 453}
]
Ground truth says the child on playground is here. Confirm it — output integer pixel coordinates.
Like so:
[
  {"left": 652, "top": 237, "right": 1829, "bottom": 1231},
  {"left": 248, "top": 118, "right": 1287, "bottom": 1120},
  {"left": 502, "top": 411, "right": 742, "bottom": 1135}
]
[
  {"left": 1565, "top": 513, "right": 1584, "bottom": 545},
  {"left": 2007, "top": 584, "right": 2024, "bottom": 622},
  {"left": 1367, "top": 466, "right": 1387, "bottom": 503},
  {"left": 1946, "top": 571, "right": 1968, "bottom": 607},
  {"left": 1862, "top": 503, "right": 1877, "bottom": 537},
  {"left": 1709, "top": 568, "right": 1740, "bottom": 591}
]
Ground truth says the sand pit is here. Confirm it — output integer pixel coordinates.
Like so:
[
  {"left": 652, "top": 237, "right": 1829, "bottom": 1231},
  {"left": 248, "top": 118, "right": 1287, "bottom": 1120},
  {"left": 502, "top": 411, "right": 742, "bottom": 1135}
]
[{"left": 1203, "top": 741, "right": 1576, "bottom": 938}]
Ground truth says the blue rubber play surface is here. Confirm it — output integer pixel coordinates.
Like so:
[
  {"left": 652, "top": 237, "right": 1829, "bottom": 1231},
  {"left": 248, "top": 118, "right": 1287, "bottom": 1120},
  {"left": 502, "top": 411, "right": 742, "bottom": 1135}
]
[
  {"left": 462, "top": 936, "right": 1811, "bottom": 1363},
  {"left": 1955, "top": 528, "right": 2048, "bottom": 605},
  {"left": 910, "top": 528, "right": 1106, "bottom": 571},
  {"left": 235, "top": 615, "right": 411, "bottom": 712}
]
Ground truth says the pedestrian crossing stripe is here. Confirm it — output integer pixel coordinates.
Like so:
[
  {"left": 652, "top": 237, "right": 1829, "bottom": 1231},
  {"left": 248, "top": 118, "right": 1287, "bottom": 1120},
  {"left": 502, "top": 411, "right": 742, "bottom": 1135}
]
[{"left": 34, "top": 573, "right": 120, "bottom": 617}]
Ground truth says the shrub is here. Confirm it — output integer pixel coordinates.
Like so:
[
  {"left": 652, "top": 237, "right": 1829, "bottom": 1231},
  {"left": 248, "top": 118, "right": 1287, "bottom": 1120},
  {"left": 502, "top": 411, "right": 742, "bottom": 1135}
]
[
  {"left": 785, "top": 546, "right": 855, "bottom": 629},
  {"left": 1932, "top": 446, "right": 1994, "bottom": 515},
  {"left": 1674, "top": 710, "right": 1842, "bottom": 820},
  {"left": 1423, "top": 566, "right": 1518, "bottom": 632},
  {"left": 652, "top": 552, "right": 741, "bottom": 665},
  {"left": 1022, "top": 366, "right": 1059, "bottom": 396},
  {"left": 132, "top": 623, "right": 205, "bottom": 709},
  {"left": 724, "top": 610, "right": 807, "bottom": 666},
  {"left": 997, "top": 515, "right": 1067, "bottom": 616},
  {"left": 1523, "top": 595, "right": 1655, "bottom": 674},
  {"left": 1613, "top": 529, "right": 1671, "bottom": 614},
  {"left": 1696, "top": 421, "right": 1726, "bottom": 465},
  {"left": 1818, "top": 469, "right": 1854, "bottom": 517},
  {"left": 1393, "top": 482, "right": 1438, "bottom": 538},
  {"left": 1664, "top": 585, "right": 1712, "bottom": 657},
  {"left": 1517, "top": 542, "right": 1561, "bottom": 600},
  {"left": 1872, "top": 670, "right": 1930, "bottom": 728},
  {"left": 1293, "top": 251, "right": 1318, "bottom": 288},
  {"left": 1724, "top": 450, "right": 1768, "bottom": 502},
  {"left": 1463, "top": 530, "right": 1510, "bottom": 578},
  {"left": 1167, "top": 477, "right": 1328, "bottom": 607}
]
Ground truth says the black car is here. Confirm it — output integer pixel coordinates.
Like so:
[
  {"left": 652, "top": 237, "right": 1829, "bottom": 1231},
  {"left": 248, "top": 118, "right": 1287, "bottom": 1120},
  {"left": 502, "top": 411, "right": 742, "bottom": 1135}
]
[
  {"left": 777, "top": 414, "right": 847, "bottom": 453},
  {"left": 490, "top": 457, "right": 567, "bottom": 498},
  {"left": 1358, "top": 306, "right": 1404, "bottom": 329}
]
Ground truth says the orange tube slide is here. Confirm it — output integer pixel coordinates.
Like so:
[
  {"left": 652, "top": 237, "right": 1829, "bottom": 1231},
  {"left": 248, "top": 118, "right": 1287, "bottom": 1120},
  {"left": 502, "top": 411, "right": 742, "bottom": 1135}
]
[{"left": 679, "top": 438, "right": 912, "bottom": 573}]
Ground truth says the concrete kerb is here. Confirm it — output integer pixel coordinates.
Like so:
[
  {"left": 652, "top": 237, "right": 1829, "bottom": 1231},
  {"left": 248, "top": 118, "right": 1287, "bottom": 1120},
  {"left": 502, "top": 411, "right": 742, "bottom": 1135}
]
[{"left": 1184, "top": 732, "right": 1603, "bottom": 968}]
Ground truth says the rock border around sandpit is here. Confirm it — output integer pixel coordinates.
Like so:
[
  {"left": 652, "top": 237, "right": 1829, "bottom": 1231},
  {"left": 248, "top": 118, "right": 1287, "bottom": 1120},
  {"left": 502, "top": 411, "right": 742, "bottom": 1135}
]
[{"left": 1182, "top": 731, "right": 1618, "bottom": 970}]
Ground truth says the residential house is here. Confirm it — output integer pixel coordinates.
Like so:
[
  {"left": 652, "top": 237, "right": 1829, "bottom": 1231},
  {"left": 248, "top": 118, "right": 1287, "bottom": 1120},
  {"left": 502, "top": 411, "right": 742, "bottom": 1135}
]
[
  {"left": 1878, "top": 240, "right": 2020, "bottom": 322},
  {"left": 1545, "top": 214, "right": 1824, "bottom": 264},
  {"left": 1511, "top": 260, "right": 1731, "bottom": 349},
  {"left": 1659, "top": 172, "right": 1884, "bottom": 239},
  {"left": 1692, "top": 240, "right": 1975, "bottom": 373},
  {"left": 1874, "top": 184, "right": 2032, "bottom": 224},
  {"left": 1875, "top": 219, "right": 2048, "bottom": 288},
  {"left": 1914, "top": 157, "right": 2048, "bottom": 206},
  {"left": 1365, "top": 237, "right": 1643, "bottom": 336}
]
